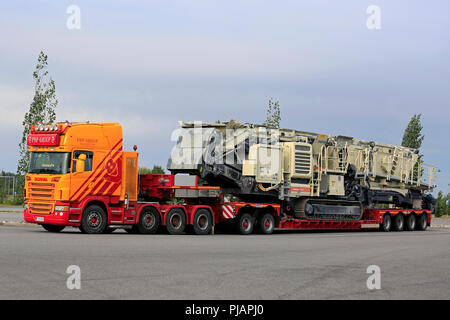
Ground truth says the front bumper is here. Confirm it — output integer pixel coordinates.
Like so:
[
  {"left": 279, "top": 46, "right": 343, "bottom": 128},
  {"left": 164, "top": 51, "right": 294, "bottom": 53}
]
[{"left": 24, "top": 202, "right": 81, "bottom": 226}]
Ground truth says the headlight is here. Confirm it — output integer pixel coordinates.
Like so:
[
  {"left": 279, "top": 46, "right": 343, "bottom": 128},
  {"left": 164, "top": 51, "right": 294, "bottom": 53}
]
[
  {"left": 24, "top": 203, "right": 28, "bottom": 209},
  {"left": 54, "top": 205, "right": 69, "bottom": 212}
]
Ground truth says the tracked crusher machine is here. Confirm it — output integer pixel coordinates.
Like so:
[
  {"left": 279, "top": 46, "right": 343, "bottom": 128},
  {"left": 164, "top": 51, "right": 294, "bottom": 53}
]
[{"left": 167, "top": 121, "right": 436, "bottom": 221}]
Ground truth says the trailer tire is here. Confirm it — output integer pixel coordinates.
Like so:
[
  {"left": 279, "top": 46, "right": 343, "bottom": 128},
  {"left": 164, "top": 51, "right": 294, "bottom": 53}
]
[
  {"left": 166, "top": 208, "right": 186, "bottom": 235},
  {"left": 380, "top": 214, "right": 391, "bottom": 232},
  {"left": 193, "top": 209, "right": 213, "bottom": 235},
  {"left": 236, "top": 213, "right": 254, "bottom": 235},
  {"left": 404, "top": 214, "right": 416, "bottom": 231},
  {"left": 416, "top": 214, "right": 428, "bottom": 231},
  {"left": 80, "top": 204, "right": 107, "bottom": 234},
  {"left": 137, "top": 207, "right": 161, "bottom": 234},
  {"left": 393, "top": 214, "right": 404, "bottom": 231},
  {"left": 41, "top": 224, "right": 65, "bottom": 233},
  {"left": 257, "top": 213, "right": 275, "bottom": 234}
]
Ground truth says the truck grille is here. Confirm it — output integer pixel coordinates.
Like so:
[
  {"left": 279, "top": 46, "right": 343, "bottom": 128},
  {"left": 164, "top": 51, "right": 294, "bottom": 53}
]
[
  {"left": 29, "top": 182, "right": 54, "bottom": 199},
  {"left": 29, "top": 202, "right": 53, "bottom": 214},
  {"left": 28, "top": 182, "right": 54, "bottom": 214},
  {"left": 295, "top": 145, "right": 311, "bottom": 175}
]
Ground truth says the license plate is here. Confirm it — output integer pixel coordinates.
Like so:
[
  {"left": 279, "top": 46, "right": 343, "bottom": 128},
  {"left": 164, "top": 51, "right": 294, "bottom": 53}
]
[{"left": 35, "top": 217, "right": 44, "bottom": 222}]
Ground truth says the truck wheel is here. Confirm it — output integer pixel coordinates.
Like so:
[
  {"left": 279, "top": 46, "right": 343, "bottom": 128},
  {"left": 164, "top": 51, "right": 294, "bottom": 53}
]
[
  {"left": 193, "top": 209, "right": 213, "bottom": 235},
  {"left": 137, "top": 207, "right": 160, "bottom": 234},
  {"left": 80, "top": 205, "right": 107, "bottom": 234},
  {"left": 380, "top": 214, "right": 391, "bottom": 232},
  {"left": 404, "top": 214, "right": 416, "bottom": 231},
  {"left": 416, "top": 214, "right": 428, "bottom": 231},
  {"left": 393, "top": 214, "right": 404, "bottom": 231},
  {"left": 166, "top": 208, "right": 186, "bottom": 235},
  {"left": 257, "top": 213, "right": 274, "bottom": 234},
  {"left": 237, "top": 213, "right": 254, "bottom": 235},
  {"left": 41, "top": 224, "right": 65, "bottom": 233}
]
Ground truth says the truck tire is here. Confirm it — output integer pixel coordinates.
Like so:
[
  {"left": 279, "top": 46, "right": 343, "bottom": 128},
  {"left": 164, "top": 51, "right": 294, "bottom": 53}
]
[
  {"left": 416, "top": 214, "right": 428, "bottom": 231},
  {"left": 42, "top": 224, "right": 65, "bottom": 233},
  {"left": 166, "top": 208, "right": 186, "bottom": 235},
  {"left": 257, "top": 213, "right": 275, "bottom": 234},
  {"left": 137, "top": 207, "right": 161, "bottom": 234},
  {"left": 193, "top": 209, "right": 213, "bottom": 235},
  {"left": 80, "top": 205, "right": 107, "bottom": 234},
  {"left": 236, "top": 213, "right": 254, "bottom": 235},
  {"left": 393, "top": 214, "right": 404, "bottom": 231},
  {"left": 404, "top": 214, "right": 416, "bottom": 231},
  {"left": 380, "top": 214, "right": 391, "bottom": 232}
]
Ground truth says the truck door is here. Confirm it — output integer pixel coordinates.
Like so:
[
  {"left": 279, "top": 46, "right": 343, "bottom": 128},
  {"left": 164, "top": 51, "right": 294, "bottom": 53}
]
[{"left": 70, "top": 150, "right": 94, "bottom": 201}]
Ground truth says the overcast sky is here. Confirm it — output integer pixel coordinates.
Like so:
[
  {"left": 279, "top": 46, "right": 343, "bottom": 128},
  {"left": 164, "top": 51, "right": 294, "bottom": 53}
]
[{"left": 0, "top": 0, "right": 449, "bottom": 193}]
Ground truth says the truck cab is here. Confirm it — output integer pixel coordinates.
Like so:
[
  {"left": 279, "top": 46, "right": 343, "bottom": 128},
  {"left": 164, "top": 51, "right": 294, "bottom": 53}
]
[{"left": 24, "top": 122, "right": 138, "bottom": 232}]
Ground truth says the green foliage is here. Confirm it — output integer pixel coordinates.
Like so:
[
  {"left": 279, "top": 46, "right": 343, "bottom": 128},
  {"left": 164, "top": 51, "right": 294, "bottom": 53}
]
[
  {"left": 138, "top": 165, "right": 165, "bottom": 174},
  {"left": 434, "top": 191, "right": 450, "bottom": 217},
  {"left": 401, "top": 114, "right": 424, "bottom": 149},
  {"left": 0, "top": 171, "right": 22, "bottom": 205},
  {"left": 401, "top": 114, "right": 424, "bottom": 181},
  {"left": 16, "top": 51, "right": 58, "bottom": 204},
  {"left": 263, "top": 98, "right": 281, "bottom": 129}
]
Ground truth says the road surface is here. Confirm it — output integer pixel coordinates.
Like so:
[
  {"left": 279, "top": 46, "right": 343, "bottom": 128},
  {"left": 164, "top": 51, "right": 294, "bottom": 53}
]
[{"left": 1, "top": 225, "right": 450, "bottom": 299}]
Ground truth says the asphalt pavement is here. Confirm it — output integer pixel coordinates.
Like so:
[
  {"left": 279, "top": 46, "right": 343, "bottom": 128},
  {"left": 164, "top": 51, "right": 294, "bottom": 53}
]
[{"left": 1, "top": 224, "right": 450, "bottom": 300}]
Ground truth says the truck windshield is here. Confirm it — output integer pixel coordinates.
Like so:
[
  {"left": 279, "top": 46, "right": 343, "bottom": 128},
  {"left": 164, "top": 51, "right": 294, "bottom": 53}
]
[{"left": 28, "top": 152, "right": 71, "bottom": 174}]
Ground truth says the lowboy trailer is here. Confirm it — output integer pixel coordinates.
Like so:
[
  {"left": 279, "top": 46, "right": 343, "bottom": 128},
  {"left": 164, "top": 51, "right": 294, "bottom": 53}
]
[{"left": 23, "top": 122, "right": 432, "bottom": 234}]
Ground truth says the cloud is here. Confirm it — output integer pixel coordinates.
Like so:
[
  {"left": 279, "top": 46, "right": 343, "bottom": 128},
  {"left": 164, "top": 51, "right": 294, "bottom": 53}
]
[{"left": 0, "top": 85, "right": 34, "bottom": 128}]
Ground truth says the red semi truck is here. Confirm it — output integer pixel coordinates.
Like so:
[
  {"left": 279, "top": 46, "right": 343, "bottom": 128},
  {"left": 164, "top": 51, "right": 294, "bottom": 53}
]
[{"left": 23, "top": 122, "right": 431, "bottom": 234}]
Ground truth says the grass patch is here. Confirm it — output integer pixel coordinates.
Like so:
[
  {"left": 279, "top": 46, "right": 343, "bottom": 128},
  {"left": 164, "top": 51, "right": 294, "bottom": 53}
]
[{"left": 0, "top": 204, "right": 23, "bottom": 208}]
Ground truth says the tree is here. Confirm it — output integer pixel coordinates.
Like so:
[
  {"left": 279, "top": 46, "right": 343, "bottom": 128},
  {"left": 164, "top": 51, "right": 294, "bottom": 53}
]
[
  {"left": 435, "top": 191, "right": 444, "bottom": 217},
  {"left": 16, "top": 51, "right": 58, "bottom": 203},
  {"left": 401, "top": 114, "right": 424, "bottom": 149},
  {"left": 263, "top": 98, "right": 281, "bottom": 129},
  {"left": 401, "top": 114, "right": 424, "bottom": 182},
  {"left": 139, "top": 165, "right": 165, "bottom": 174}
]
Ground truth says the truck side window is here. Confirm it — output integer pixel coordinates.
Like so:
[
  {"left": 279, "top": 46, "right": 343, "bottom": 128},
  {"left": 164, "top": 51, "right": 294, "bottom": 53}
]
[{"left": 73, "top": 151, "right": 94, "bottom": 172}]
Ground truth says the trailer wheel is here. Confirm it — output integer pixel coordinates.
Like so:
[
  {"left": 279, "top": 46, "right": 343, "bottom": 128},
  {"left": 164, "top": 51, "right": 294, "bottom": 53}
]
[
  {"left": 404, "top": 214, "right": 416, "bottom": 231},
  {"left": 193, "top": 209, "right": 213, "bottom": 235},
  {"left": 137, "top": 207, "right": 161, "bottom": 234},
  {"left": 41, "top": 224, "right": 65, "bottom": 233},
  {"left": 380, "top": 214, "right": 392, "bottom": 232},
  {"left": 237, "top": 213, "right": 254, "bottom": 235},
  {"left": 166, "top": 208, "right": 186, "bottom": 235},
  {"left": 416, "top": 214, "right": 428, "bottom": 231},
  {"left": 257, "top": 213, "right": 275, "bottom": 234},
  {"left": 80, "top": 205, "right": 107, "bottom": 234},
  {"left": 393, "top": 214, "right": 404, "bottom": 231}
]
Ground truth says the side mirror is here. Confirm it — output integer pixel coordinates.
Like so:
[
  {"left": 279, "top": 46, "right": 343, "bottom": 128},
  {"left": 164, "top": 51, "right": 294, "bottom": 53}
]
[{"left": 75, "top": 154, "right": 87, "bottom": 173}]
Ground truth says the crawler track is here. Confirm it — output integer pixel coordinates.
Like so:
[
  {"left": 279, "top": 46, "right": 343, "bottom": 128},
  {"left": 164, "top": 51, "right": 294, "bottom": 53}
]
[{"left": 294, "top": 198, "right": 363, "bottom": 221}]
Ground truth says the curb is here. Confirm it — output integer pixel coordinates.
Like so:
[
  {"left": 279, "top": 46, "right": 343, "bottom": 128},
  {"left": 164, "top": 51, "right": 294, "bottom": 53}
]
[{"left": 0, "top": 221, "right": 36, "bottom": 227}]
